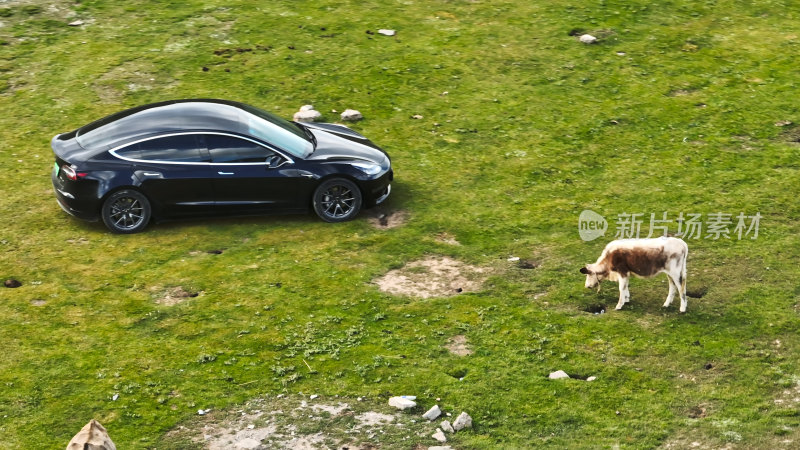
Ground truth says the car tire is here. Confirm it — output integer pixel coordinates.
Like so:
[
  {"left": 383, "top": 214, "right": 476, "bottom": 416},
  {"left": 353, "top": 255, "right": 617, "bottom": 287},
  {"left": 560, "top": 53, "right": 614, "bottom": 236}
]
[
  {"left": 312, "top": 178, "right": 362, "bottom": 222},
  {"left": 101, "top": 189, "right": 152, "bottom": 234}
]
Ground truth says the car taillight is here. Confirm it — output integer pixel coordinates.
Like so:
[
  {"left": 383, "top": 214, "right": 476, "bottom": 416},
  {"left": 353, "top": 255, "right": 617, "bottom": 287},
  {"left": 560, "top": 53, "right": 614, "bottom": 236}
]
[{"left": 61, "top": 165, "right": 87, "bottom": 181}]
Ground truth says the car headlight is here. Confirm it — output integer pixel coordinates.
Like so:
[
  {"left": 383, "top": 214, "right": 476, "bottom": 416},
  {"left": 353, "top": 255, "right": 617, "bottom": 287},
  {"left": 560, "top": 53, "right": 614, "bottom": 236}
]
[{"left": 350, "top": 161, "right": 383, "bottom": 175}]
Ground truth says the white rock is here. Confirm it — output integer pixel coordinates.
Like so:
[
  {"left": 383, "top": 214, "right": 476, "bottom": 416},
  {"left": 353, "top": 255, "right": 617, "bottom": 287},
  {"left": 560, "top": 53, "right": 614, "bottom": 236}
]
[
  {"left": 440, "top": 420, "right": 455, "bottom": 433},
  {"left": 341, "top": 109, "right": 363, "bottom": 121},
  {"left": 429, "top": 447, "right": 453, "bottom": 450},
  {"left": 452, "top": 412, "right": 472, "bottom": 431},
  {"left": 235, "top": 437, "right": 261, "bottom": 449},
  {"left": 68, "top": 20, "right": 85, "bottom": 27},
  {"left": 579, "top": 34, "right": 597, "bottom": 44},
  {"left": 549, "top": 370, "right": 570, "bottom": 379},
  {"left": 586, "top": 376, "right": 597, "bottom": 381},
  {"left": 378, "top": 29, "right": 396, "bottom": 36},
  {"left": 111, "top": 393, "right": 118, "bottom": 401},
  {"left": 310, "top": 394, "right": 319, "bottom": 400},
  {"left": 507, "top": 256, "right": 520, "bottom": 262},
  {"left": 300, "top": 105, "right": 315, "bottom": 112},
  {"left": 423, "top": 405, "right": 442, "bottom": 421},
  {"left": 388, "top": 396, "right": 417, "bottom": 410},
  {"left": 293, "top": 109, "right": 321, "bottom": 122},
  {"left": 432, "top": 428, "right": 447, "bottom": 443}
]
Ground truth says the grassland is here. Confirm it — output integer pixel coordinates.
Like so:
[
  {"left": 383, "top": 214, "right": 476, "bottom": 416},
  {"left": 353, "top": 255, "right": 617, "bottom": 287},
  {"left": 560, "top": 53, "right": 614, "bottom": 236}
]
[{"left": 1, "top": 0, "right": 800, "bottom": 448}]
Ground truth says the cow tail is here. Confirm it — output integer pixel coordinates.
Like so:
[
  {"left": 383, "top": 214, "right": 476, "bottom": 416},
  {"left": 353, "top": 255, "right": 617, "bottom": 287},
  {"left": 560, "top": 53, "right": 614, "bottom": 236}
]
[{"left": 680, "top": 245, "right": 688, "bottom": 291}]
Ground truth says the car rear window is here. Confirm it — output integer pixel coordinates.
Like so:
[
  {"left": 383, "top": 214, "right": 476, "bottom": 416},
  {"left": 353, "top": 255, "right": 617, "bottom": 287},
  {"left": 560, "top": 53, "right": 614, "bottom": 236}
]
[{"left": 115, "top": 135, "right": 210, "bottom": 163}]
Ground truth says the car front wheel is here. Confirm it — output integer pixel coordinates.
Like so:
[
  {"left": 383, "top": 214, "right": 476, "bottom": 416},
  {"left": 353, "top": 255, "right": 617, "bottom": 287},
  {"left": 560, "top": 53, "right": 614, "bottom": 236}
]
[
  {"left": 101, "top": 189, "right": 151, "bottom": 233},
  {"left": 312, "top": 178, "right": 362, "bottom": 222}
]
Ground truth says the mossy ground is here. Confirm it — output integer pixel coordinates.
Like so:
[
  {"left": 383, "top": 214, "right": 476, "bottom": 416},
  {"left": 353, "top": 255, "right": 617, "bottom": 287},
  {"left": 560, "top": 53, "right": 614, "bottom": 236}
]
[{"left": 1, "top": 0, "right": 800, "bottom": 448}]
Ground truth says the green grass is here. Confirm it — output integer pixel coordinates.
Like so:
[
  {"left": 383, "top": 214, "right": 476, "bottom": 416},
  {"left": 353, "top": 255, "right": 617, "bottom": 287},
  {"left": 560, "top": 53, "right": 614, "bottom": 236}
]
[{"left": 2, "top": 0, "right": 800, "bottom": 448}]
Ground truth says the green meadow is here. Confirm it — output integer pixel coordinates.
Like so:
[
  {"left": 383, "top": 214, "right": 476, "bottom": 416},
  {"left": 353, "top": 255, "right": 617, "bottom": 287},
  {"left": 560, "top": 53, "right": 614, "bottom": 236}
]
[{"left": 1, "top": 0, "right": 800, "bottom": 448}]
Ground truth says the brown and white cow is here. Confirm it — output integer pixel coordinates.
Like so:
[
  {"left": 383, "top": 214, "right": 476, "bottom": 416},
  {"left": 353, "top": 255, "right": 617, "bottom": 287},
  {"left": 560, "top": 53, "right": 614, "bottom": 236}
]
[{"left": 580, "top": 237, "right": 689, "bottom": 312}]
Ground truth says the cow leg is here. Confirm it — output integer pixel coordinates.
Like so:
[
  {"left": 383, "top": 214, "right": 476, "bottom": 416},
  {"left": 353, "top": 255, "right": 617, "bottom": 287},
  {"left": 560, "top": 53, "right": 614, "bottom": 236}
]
[
  {"left": 663, "top": 274, "right": 677, "bottom": 308},
  {"left": 666, "top": 272, "right": 687, "bottom": 312},
  {"left": 679, "top": 270, "right": 688, "bottom": 313},
  {"left": 615, "top": 277, "right": 629, "bottom": 310}
]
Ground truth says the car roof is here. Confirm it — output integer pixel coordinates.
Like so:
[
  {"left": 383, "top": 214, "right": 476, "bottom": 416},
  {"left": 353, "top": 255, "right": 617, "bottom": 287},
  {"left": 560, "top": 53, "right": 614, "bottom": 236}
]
[{"left": 74, "top": 99, "right": 258, "bottom": 152}]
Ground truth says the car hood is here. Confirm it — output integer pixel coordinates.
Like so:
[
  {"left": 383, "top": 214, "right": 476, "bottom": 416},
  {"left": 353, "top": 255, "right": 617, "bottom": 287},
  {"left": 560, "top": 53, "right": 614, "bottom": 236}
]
[{"left": 303, "top": 123, "right": 389, "bottom": 165}]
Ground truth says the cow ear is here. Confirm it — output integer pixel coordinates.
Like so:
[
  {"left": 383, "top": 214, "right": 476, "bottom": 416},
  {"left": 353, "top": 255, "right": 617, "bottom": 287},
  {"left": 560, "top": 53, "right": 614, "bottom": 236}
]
[{"left": 580, "top": 267, "right": 591, "bottom": 274}]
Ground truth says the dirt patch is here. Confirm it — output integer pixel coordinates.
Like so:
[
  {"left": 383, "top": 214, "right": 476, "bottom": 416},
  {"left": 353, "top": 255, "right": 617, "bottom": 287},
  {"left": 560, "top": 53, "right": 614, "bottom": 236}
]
[
  {"left": 445, "top": 334, "right": 473, "bottom": 356},
  {"left": 687, "top": 286, "right": 708, "bottom": 298},
  {"left": 688, "top": 405, "right": 707, "bottom": 418},
  {"left": 374, "top": 256, "right": 487, "bottom": 298},
  {"left": 154, "top": 286, "right": 200, "bottom": 306},
  {"left": 162, "top": 395, "right": 443, "bottom": 449},
  {"left": 517, "top": 259, "right": 539, "bottom": 269},
  {"left": 774, "top": 375, "right": 800, "bottom": 407},
  {"left": 435, "top": 232, "right": 460, "bottom": 246},
  {"left": 367, "top": 209, "right": 409, "bottom": 229},
  {"left": 582, "top": 304, "right": 606, "bottom": 314}
]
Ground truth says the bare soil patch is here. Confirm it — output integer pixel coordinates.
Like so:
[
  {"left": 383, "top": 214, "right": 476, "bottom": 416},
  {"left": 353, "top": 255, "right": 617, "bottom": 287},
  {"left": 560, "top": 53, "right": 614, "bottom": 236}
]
[
  {"left": 445, "top": 334, "right": 473, "bottom": 356},
  {"left": 163, "top": 395, "right": 442, "bottom": 449},
  {"left": 367, "top": 209, "right": 409, "bottom": 229},
  {"left": 153, "top": 286, "right": 200, "bottom": 306},
  {"left": 435, "top": 232, "right": 460, "bottom": 246},
  {"left": 375, "top": 256, "right": 487, "bottom": 298}
]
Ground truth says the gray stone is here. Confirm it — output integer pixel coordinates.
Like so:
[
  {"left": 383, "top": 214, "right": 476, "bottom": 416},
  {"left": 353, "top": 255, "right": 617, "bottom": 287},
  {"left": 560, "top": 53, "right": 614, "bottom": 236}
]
[
  {"left": 440, "top": 420, "right": 455, "bottom": 433},
  {"left": 388, "top": 396, "right": 417, "bottom": 410},
  {"left": 549, "top": 370, "right": 570, "bottom": 379},
  {"left": 452, "top": 412, "right": 472, "bottom": 431},
  {"left": 340, "top": 109, "right": 363, "bottom": 121},
  {"left": 423, "top": 404, "right": 442, "bottom": 421},
  {"left": 293, "top": 109, "right": 321, "bottom": 122},
  {"left": 579, "top": 34, "right": 597, "bottom": 44},
  {"left": 432, "top": 428, "right": 447, "bottom": 443}
]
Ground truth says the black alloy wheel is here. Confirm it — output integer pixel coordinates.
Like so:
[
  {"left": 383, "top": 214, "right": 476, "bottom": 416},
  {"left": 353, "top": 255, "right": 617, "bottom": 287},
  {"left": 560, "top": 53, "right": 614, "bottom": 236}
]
[
  {"left": 101, "top": 189, "right": 152, "bottom": 233},
  {"left": 312, "top": 178, "right": 362, "bottom": 222}
]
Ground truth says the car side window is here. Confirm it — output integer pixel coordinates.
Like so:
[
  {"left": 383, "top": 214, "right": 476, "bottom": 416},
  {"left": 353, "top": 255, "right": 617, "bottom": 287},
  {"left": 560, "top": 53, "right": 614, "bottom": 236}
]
[
  {"left": 206, "top": 134, "right": 276, "bottom": 164},
  {"left": 117, "top": 135, "right": 210, "bottom": 163}
]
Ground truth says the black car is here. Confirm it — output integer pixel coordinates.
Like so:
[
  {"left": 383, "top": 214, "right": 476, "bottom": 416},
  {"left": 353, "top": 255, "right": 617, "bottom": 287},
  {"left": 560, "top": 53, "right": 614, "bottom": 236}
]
[{"left": 51, "top": 99, "right": 393, "bottom": 233}]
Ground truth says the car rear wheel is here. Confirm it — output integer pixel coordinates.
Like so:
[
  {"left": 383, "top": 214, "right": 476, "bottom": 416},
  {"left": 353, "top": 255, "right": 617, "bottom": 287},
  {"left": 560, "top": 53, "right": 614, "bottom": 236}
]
[
  {"left": 312, "top": 178, "right": 362, "bottom": 222},
  {"left": 101, "top": 189, "right": 151, "bottom": 233}
]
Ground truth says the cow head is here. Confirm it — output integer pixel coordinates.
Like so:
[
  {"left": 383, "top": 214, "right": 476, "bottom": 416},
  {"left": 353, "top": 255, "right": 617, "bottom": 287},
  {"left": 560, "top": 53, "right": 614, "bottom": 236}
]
[{"left": 580, "top": 264, "right": 607, "bottom": 289}]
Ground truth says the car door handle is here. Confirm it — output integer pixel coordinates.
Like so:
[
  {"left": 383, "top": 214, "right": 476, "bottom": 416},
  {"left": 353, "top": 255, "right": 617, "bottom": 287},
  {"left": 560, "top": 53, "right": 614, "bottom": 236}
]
[{"left": 218, "top": 171, "right": 234, "bottom": 175}]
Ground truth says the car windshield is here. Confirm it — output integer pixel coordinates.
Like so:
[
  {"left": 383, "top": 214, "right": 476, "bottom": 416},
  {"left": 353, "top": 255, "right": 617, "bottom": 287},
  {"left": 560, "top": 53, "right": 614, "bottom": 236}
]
[{"left": 238, "top": 105, "right": 314, "bottom": 159}]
